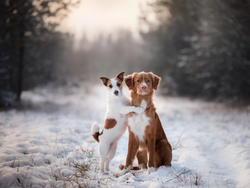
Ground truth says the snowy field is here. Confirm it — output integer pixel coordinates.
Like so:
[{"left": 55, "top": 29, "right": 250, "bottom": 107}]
[{"left": 0, "top": 84, "right": 250, "bottom": 188}]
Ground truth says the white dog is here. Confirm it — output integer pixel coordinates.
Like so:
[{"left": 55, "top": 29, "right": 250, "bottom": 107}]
[{"left": 91, "top": 72, "right": 145, "bottom": 173}]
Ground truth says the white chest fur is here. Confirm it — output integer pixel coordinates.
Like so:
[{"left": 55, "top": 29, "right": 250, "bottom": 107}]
[{"left": 128, "top": 100, "right": 150, "bottom": 142}]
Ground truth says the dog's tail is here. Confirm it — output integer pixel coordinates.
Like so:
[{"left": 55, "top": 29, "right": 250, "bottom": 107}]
[{"left": 91, "top": 122, "right": 101, "bottom": 142}]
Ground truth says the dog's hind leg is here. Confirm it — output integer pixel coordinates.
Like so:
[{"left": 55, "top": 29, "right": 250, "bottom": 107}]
[
  {"left": 98, "top": 142, "right": 110, "bottom": 172},
  {"left": 155, "top": 139, "right": 172, "bottom": 168},
  {"left": 105, "top": 142, "right": 118, "bottom": 171}
]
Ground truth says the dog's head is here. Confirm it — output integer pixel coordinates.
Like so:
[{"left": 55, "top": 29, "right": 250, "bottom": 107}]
[
  {"left": 125, "top": 72, "right": 161, "bottom": 96},
  {"left": 100, "top": 72, "right": 124, "bottom": 97}
]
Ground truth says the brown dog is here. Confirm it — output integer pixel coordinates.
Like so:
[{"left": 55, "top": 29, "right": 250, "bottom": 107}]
[{"left": 114, "top": 71, "right": 172, "bottom": 176}]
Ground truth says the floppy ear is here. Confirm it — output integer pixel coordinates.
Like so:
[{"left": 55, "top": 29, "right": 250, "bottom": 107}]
[
  {"left": 116, "top": 72, "right": 125, "bottom": 81},
  {"left": 125, "top": 74, "right": 134, "bottom": 90},
  {"left": 151, "top": 73, "right": 161, "bottom": 90},
  {"left": 100, "top": 77, "right": 109, "bottom": 86}
]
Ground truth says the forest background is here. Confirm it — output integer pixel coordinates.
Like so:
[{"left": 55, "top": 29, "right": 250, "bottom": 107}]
[{"left": 1, "top": 0, "right": 250, "bottom": 107}]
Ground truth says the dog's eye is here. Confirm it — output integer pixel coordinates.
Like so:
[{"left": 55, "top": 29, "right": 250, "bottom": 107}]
[
  {"left": 117, "top": 83, "right": 121, "bottom": 87},
  {"left": 137, "top": 80, "right": 140, "bottom": 82},
  {"left": 109, "top": 85, "right": 112, "bottom": 88},
  {"left": 147, "top": 80, "right": 150, "bottom": 82}
]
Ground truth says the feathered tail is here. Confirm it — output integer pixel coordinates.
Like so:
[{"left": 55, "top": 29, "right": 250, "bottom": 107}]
[{"left": 91, "top": 122, "right": 101, "bottom": 142}]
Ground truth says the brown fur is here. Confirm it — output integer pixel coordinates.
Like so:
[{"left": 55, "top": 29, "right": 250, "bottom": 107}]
[
  {"left": 124, "top": 72, "right": 172, "bottom": 170},
  {"left": 119, "top": 149, "right": 148, "bottom": 170},
  {"left": 100, "top": 77, "right": 110, "bottom": 86},
  {"left": 104, "top": 119, "right": 117, "bottom": 129},
  {"left": 92, "top": 130, "right": 103, "bottom": 143},
  {"left": 93, "top": 118, "right": 117, "bottom": 142}
]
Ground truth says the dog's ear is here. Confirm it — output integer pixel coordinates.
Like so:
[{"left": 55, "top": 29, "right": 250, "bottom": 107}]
[
  {"left": 116, "top": 72, "right": 125, "bottom": 81},
  {"left": 100, "top": 77, "right": 109, "bottom": 86},
  {"left": 151, "top": 72, "right": 161, "bottom": 90},
  {"left": 125, "top": 73, "right": 135, "bottom": 90}
]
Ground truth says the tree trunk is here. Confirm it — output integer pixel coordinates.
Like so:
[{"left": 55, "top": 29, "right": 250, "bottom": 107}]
[{"left": 16, "top": 31, "right": 24, "bottom": 101}]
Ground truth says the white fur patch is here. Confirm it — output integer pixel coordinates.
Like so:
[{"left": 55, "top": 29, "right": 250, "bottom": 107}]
[
  {"left": 128, "top": 100, "right": 150, "bottom": 142},
  {"left": 140, "top": 75, "right": 148, "bottom": 95},
  {"left": 140, "top": 100, "right": 147, "bottom": 109},
  {"left": 110, "top": 79, "right": 121, "bottom": 96},
  {"left": 91, "top": 122, "right": 99, "bottom": 135},
  {"left": 138, "top": 146, "right": 146, "bottom": 151}
]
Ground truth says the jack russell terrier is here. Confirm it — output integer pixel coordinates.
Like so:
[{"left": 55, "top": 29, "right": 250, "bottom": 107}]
[{"left": 91, "top": 72, "right": 145, "bottom": 173}]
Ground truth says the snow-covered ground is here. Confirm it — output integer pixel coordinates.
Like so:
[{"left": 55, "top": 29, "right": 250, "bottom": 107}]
[{"left": 0, "top": 84, "right": 250, "bottom": 188}]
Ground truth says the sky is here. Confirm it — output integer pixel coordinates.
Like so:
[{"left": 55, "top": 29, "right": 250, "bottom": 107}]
[{"left": 59, "top": 0, "right": 147, "bottom": 41}]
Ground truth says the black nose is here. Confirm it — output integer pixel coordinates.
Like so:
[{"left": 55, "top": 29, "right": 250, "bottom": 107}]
[{"left": 114, "top": 90, "right": 119, "bottom": 95}]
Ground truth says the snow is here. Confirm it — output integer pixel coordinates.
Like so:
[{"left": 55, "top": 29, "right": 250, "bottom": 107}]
[{"left": 0, "top": 84, "right": 250, "bottom": 188}]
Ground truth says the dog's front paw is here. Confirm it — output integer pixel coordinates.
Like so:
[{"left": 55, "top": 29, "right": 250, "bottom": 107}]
[
  {"left": 148, "top": 167, "right": 156, "bottom": 174},
  {"left": 135, "top": 107, "right": 144, "bottom": 114},
  {"left": 139, "top": 163, "right": 147, "bottom": 169}
]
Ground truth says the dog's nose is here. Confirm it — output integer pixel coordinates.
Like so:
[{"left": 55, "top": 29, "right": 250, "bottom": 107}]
[
  {"left": 142, "top": 85, "right": 147, "bottom": 90},
  {"left": 114, "top": 90, "right": 119, "bottom": 95}
]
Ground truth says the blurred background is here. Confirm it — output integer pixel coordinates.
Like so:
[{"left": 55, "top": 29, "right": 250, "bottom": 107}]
[{"left": 1, "top": 0, "right": 250, "bottom": 107}]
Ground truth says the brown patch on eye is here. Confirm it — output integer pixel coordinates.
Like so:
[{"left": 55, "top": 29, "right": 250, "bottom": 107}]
[
  {"left": 116, "top": 78, "right": 123, "bottom": 90},
  {"left": 106, "top": 80, "right": 113, "bottom": 90},
  {"left": 104, "top": 118, "right": 117, "bottom": 129}
]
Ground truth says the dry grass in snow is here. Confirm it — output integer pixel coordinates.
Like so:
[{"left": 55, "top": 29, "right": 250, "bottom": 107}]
[{"left": 0, "top": 84, "right": 250, "bottom": 187}]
